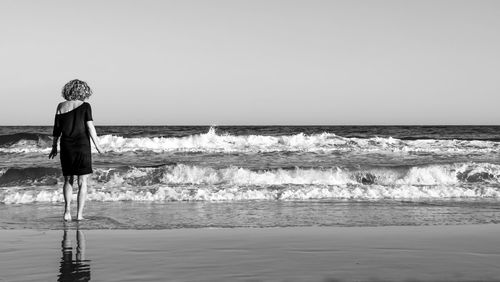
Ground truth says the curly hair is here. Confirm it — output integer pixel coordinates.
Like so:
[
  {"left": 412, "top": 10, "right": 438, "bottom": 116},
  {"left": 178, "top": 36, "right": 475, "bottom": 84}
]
[{"left": 62, "top": 79, "right": 93, "bottom": 101}]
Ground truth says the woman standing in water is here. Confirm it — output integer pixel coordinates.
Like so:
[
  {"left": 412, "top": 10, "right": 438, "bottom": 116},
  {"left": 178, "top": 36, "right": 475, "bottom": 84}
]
[{"left": 49, "top": 79, "right": 103, "bottom": 221}]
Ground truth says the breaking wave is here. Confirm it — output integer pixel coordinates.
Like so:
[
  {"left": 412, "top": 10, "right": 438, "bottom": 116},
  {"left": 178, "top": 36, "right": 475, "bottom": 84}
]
[
  {"left": 2, "top": 162, "right": 500, "bottom": 204},
  {"left": 1, "top": 127, "right": 500, "bottom": 154},
  {"left": 4, "top": 184, "right": 500, "bottom": 204},
  {"left": 0, "top": 133, "right": 52, "bottom": 152}
]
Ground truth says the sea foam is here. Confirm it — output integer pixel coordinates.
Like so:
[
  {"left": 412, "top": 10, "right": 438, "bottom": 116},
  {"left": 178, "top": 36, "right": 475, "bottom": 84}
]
[
  {"left": 2, "top": 163, "right": 500, "bottom": 188},
  {"left": 2, "top": 162, "right": 500, "bottom": 204},
  {"left": 2, "top": 183, "right": 499, "bottom": 204},
  {"left": 1, "top": 127, "right": 499, "bottom": 154}
]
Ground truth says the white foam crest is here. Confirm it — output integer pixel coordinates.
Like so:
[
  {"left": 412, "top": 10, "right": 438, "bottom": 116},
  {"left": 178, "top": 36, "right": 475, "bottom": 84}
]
[
  {"left": 158, "top": 164, "right": 356, "bottom": 186},
  {"left": 2, "top": 163, "right": 500, "bottom": 193},
  {"left": 97, "top": 128, "right": 344, "bottom": 153},
  {"left": 94, "top": 163, "right": 500, "bottom": 188},
  {"left": 278, "top": 185, "right": 500, "bottom": 200},
  {"left": 2, "top": 183, "right": 500, "bottom": 204},
  {"left": 2, "top": 127, "right": 500, "bottom": 154},
  {"left": 1, "top": 188, "right": 63, "bottom": 204},
  {"left": 0, "top": 145, "right": 52, "bottom": 153},
  {"left": 372, "top": 165, "right": 459, "bottom": 186}
]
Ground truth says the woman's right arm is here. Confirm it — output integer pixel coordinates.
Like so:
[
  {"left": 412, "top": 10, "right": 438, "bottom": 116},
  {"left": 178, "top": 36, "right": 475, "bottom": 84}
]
[{"left": 86, "top": 121, "right": 103, "bottom": 154}]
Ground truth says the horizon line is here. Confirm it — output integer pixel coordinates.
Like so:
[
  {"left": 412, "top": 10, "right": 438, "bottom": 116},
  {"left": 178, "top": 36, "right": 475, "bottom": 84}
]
[{"left": 2, "top": 124, "right": 500, "bottom": 127}]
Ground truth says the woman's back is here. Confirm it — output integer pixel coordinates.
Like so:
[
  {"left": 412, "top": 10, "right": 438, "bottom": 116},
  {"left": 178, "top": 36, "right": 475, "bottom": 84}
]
[{"left": 54, "top": 102, "right": 93, "bottom": 140}]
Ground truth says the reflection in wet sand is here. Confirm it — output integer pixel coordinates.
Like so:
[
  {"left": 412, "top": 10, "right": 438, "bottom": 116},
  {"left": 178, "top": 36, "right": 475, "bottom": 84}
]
[{"left": 58, "top": 228, "right": 91, "bottom": 281}]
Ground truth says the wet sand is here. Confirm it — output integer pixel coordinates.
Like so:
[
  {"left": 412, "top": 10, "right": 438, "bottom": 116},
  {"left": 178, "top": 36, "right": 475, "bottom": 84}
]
[{"left": 2, "top": 224, "right": 500, "bottom": 281}]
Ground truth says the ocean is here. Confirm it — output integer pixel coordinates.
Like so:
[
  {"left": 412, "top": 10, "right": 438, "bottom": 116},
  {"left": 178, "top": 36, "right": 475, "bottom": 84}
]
[{"left": 1, "top": 125, "right": 500, "bottom": 229}]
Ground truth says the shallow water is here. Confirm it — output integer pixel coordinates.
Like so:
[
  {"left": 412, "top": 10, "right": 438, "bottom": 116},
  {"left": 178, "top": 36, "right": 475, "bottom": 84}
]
[{"left": 1, "top": 199, "right": 500, "bottom": 230}]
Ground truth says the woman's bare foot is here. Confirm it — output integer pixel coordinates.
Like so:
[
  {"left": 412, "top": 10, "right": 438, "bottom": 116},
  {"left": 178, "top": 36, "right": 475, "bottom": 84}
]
[
  {"left": 64, "top": 212, "right": 72, "bottom": 222},
  {"left": 76, "top": 214, "right": 84, "bottom": 221}
]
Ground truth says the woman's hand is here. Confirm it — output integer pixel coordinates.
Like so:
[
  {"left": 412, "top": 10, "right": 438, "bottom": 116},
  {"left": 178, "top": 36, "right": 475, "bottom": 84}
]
[
  {"left": 48, "top": 146, "right": 57, "bottom": 159},
  {"left": 86, "top": 121, "right": 104, "bottom": 154}
]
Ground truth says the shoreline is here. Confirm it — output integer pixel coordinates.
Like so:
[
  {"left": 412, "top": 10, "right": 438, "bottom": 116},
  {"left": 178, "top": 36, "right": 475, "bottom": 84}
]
[{"left": 2, "top": 224, "right": 500, "bottom": 281}]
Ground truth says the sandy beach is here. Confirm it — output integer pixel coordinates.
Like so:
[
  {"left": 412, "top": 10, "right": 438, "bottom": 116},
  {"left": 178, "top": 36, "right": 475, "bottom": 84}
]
[{"left": 2, "top": 224, "right": 500, "bottom": 282}]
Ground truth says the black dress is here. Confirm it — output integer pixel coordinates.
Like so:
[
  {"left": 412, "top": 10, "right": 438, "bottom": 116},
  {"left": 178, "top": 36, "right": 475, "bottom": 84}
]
[{"left": 53, "top": 102, "right": 93, "bottom": 176}]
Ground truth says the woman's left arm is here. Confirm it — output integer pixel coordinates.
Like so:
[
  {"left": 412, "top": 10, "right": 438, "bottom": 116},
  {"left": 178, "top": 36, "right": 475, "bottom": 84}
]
[{"left": 86, "top": 121, "right": 103, "bottom": 154}]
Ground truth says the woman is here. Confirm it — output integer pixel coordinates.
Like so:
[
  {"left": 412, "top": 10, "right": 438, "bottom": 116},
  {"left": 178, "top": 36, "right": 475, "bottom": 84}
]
[{"left": 49, "top": 79, "right": 103, "bottom": 221}]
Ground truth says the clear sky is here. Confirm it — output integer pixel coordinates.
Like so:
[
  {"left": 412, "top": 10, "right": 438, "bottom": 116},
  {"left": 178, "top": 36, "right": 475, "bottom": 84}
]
[{"left": 0, "top": 0, "right": 499, "bottom": 125}]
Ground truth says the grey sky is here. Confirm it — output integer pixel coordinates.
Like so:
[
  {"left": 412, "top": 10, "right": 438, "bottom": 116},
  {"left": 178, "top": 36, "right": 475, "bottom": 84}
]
[{"left": 1, "top": 0, "right": 499, "bottom": 125}]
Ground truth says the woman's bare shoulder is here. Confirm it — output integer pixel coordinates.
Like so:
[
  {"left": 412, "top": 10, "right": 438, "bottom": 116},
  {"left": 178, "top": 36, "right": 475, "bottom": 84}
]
[
  {"left": 56, "top": 101, "right": 85, "bottom": 114},
  {"left": 56, "top": 102, "right": 63, "bottom": 113}
]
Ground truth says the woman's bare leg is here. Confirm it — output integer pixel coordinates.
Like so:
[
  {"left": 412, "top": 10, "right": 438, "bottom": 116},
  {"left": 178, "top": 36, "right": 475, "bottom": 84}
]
[
  {"left": 63, "top": 176, "right": 74, "bottom": 221},
  {"left": 76, "top": 174, "right": 89, "bottom": 220}
]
